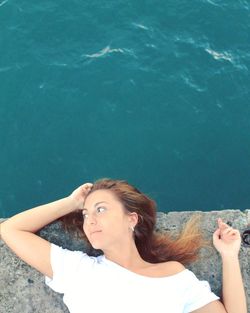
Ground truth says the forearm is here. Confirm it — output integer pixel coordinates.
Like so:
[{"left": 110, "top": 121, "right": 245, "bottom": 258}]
[
  {"left": 0, "top": 196, "right": 77, "bottom": 234},
  {"left": 221, "top": 255, "right": 247, "bottom": 313}
]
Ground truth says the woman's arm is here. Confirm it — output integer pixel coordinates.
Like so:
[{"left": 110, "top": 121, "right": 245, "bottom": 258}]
[
  {"left": 220, "top": 255, "right": 246, "bottom": 313},
  {"left": 213, "top": 218, "right": 247, "bottom": 313},
  {"left": 0, "top": 182, "right": 93, "bottom": 278},
  {"left": 1, "top": 196, "right": 78, "bottom": 234},
  {"left": 192, "top": 218, "right": 247, "bottom": 313},
  {"left": 0, "top": 183, "right": 93, "bottom": 234}
]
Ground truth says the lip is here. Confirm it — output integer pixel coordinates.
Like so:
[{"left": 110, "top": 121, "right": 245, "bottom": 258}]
[{"left": 90, "top": 230, "right": 102, "bottom": 235}]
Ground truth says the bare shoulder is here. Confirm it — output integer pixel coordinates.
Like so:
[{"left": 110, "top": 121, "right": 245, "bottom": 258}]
[
  {"left": 157, "top": 260, "right": 186, "bottom": 276},
  {"left": 143, "top": 260, "right": 185, "bottom": 278}
]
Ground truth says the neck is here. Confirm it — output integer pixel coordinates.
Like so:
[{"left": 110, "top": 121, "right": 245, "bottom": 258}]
[{"left": 103, "top": 240, "right": 147, "bottom": 269}]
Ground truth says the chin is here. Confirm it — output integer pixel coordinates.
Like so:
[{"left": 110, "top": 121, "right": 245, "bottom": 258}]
[
  {"left": 89, "top": 241, "right": 103, "bottom": 250},
  {"left": 91, "top": 243, "right": 100, "bottom": 249}
]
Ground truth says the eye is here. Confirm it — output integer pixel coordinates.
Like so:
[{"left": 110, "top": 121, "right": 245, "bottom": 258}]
[
  {"left": 82, "top": 207, "right": 106, "bottom": 220},
  {"left": 97, "top": 206, "right": 106, "bottom": 213},
  {"left": 82, "top": 211, "right": 88, "bottom": 219}
]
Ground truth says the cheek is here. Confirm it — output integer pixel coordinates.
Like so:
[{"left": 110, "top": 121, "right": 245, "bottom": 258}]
[
  {"left": 82, "top": 221, "right": 88, "bottom": 234},
  {"left": 111, "top": 218, "right": 128, "bottom": 234}
]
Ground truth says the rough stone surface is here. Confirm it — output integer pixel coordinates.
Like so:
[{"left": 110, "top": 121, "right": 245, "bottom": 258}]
[{"left": 1, "top": 210, "right": 249, "bottom": 313}]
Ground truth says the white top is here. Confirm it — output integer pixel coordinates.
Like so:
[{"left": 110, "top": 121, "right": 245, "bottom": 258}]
[{"left": 45, "top": 243, "right": 219, "bottom": 313}]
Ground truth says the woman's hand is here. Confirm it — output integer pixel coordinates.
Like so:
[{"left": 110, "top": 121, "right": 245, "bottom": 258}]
[
  {"left": 69, "top": 182, "right": 93, "bottom": 211},
  {"left": 213, "top": 218, "right": 241, "bottom": 258}
]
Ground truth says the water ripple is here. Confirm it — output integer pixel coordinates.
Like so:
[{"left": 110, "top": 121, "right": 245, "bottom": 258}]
[
  {"left": 0, "top": 0, "right": 9, "bottom": 8},
  {"left": 81, "top": 45, "right": 136, "bottom": 59},
  {"left": 131, "top": 22, "right": 150, "bottom": 31},
  {"left": 0, "top": 63, "right": 28, "bottom": 72},
  {"left": 175, "top": 35, "right": 248, "bottom": 72},
  {"left": 49, "top": 62, "right": 69, "bottom": 67},
  {"left": 181, "top": 73, "right": 207, "bottom": 92},
  {"left": 205, "top": 48, "right": 233, "bottom": 62},
  {"left": 205, "top": 47, "right": 249, "bottom": 71},
  {"left": 204, "top": 0, "right": 221, "bottom": 7},
  {"left": 0, "top": 66, "right": 12, "bottom": 73}
]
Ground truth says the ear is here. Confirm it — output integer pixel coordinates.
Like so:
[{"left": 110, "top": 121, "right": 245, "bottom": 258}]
[{"left": 128, "top": 212, "right": 138, "bottom": 227}]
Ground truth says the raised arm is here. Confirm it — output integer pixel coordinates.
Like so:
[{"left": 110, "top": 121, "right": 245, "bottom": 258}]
[
  {"left": 213, "top": 218, "right": 247, "bottom": 313},
  {"left": 0, "top": 183, "right": 93, "bottom": 279},
  {"left": 191, "top": 218, "right": 247, "bottom": 313}
]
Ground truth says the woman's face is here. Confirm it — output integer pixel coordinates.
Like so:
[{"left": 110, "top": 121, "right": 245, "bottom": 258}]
[{"left": 82, "top": 190, "right": 136, "bottom": 251}]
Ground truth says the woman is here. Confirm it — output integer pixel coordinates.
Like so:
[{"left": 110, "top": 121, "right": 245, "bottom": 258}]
[{"left": 0, "top": 178, "right": 247, "bottom": 313}]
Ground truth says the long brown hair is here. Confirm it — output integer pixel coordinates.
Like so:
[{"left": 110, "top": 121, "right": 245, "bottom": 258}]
[{"left": 60, "top": 178, "right": 208, "bottom": 265}]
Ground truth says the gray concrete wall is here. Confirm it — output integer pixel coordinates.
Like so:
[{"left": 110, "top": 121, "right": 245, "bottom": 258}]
[{"left": 1, "top": 209, "right": 249, "bottom": 313}]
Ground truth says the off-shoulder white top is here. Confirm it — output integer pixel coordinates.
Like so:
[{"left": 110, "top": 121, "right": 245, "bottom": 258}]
[{"left": 45, "top": 243, "right": 219, "bottom": 313}]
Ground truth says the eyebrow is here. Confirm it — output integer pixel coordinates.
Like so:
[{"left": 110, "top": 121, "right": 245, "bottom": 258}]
[{"left": 82, "top": 201, "right": 109, "bottom": 212}]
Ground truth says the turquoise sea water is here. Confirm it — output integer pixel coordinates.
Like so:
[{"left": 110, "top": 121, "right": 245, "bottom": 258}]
[{"left": 0, "top": 1, "right": 250, "bottom": 217}]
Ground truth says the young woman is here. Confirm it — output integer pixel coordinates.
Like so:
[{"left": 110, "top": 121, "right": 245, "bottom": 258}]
[{"left": 0, "top": 178, "right": 247, "bottom": 313}]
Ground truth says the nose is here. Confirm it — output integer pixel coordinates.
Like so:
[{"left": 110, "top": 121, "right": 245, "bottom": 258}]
[
  {"left": 85, "top": 213, "right": 97, "bottom": 226},
  {"left": 83, "top": 214, "right": 98, "bottom": 236}
]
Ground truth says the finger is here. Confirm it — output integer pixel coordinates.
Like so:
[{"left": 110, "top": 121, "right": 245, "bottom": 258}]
[
  {"left": 221, "top": 229, "right": 240, "bottom": 241},
  {"left": 79, "top": 185, "right": 92, "bottom": 195},
  {"left": 220, "top": 228, "right": 235, "bottom": 239},
  {"left": 218, "top": 218, "right": 226, "bottom": 229},
  {"left": 221, "top": 227, "right": 233, "bottom": 235},
  {"left": 218, "top": 218, "right": 227, "bottom": 227},
  {"left": 227, "top": 229, "right": 240, "bottom": 238},
  {"left": 213, "top": 228, "right": 221, "bottom": 240},
  {"left": 218, "top": 219, "right": 231, "bottom": 231},
  {"left": 229, "top": 230, "right": 238, "bottom": 237},
  {"left": 83, "top": 183, "right": 93, "bottom": 189}
]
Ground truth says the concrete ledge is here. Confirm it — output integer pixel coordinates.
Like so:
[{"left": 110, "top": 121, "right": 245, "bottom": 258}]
[{"left": 1, "top": 210, "right": 249, "bottom": 313}]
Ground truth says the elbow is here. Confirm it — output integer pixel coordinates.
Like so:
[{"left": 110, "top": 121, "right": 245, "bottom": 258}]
[
  {"left": 0, "top": 221, "right": 9, "bottom": 242},
  {"left": 0, "top": 220, "right": 17, "bottom": 242}
]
